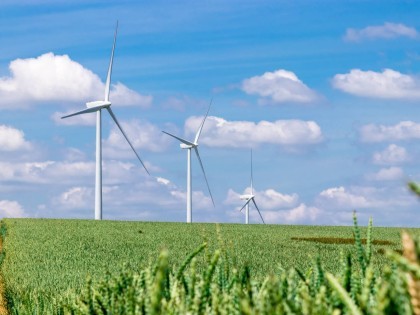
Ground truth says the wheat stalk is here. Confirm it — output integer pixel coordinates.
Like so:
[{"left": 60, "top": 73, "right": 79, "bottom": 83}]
[{"left": 402, "top": 231, "right": 420, "bottom": 315}]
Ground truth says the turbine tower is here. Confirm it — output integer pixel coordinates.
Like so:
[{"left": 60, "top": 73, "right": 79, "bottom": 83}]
[
  {"left": 62, "top": 22, "right": 149, "bottom": 220},
  {"left": 162, "top": 102, "right": 214, "bottom": 223},
  {"left": 239, "top": 150, "right": 265, "bottom": 224}
]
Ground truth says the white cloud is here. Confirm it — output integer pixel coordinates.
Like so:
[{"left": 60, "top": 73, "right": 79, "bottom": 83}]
[
  {"left": 225, "top": 187, "right": 299, "bottom": 210},
  {"left": 48, "top": 175, "right": 213, "bottom": 220},
  {"left": 170, "top": 190, "right": 213, "bottom": 211},
  {"left": 344, "top": 22, "right": 418, "bottom": 42},
  {"left": 372, "top": 144, "right": 410, "bottom": 165},
  {"left": 332, "top": 69, "right": 420, "bottom": 99},
  {"left": 63, "top": 148, "right": 87, "bottom": 162},
  {"left": 110, "top": 82, "right": 152, "bottom": 107},
  {"left": 241, "top": 69, "right": 318, "bottom": 103},
  {"left": 262, "top": 203, "right": 322, "bottom": 224},
  {"left": 184, "top": 116, "right": 323, "bottom": 148},
  {"left": 366, "top": 167, "right": 404, "bottom": 181},
  {"left": 316, "top": 185, "right": 414, "bottom": 210},
  {"left": 0, "top": 161, "right": 94, "bottom": 184},
  {"left": 318, "top": 186, "right": 371, "bottom": 209},
  {"left": 156, "top": 177, "right": 171, "bottom": 186},
  {"left": 53, "top": 186, "right": 93, "bottom": 210},
  {"left": 360, "top": 121, "right": 420, "bottom": 142},
  {"left": 104, "top": 119, "right": 172, "bottom": 157},
  {"left": 0, "top": 52, "right": 152, "bottom": 109},
  {"left": 0, "top": 125, "right": 31, "bottom": 151},
  {"left": 0, "top": 200, "right": 26, "bottom": 218},
  {"left": 51, "top": 109, "right": 96, "bottom": 126}
]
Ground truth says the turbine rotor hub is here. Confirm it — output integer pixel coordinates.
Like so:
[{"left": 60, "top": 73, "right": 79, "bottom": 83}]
[
  {"left": 86, "top": 101, "right": 111, "bottom": 108},
  {"left": 180, "top": 143, "right": 196, "bottom": 149},
  {"left": 240, "top": 194, "right": 254, "bottom": 200}
]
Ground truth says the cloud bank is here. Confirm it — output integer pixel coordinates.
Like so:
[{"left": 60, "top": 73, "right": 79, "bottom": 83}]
[{"left": 185, "top": 116, "right": 323, "bottom": 149}]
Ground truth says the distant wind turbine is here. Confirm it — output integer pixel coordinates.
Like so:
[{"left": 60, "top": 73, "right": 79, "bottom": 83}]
[
  {"left": 239, "top": 150, "right": 265, "bottom": 224},
  {"left": 61, "top": 22, "right": 149, "bottom": 220},
  {"left": 162, "top": 102, "right": 215, "bottom": 223}
]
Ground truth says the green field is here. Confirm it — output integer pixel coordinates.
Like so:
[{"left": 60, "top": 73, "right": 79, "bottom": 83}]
[{"left": 1, "top": 218, "right": 419, "bottom": 313}]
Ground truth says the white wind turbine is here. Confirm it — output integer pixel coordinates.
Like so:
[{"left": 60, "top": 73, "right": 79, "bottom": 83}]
[
  {"left": 162, "top": 103, "right": 214, "bottom": 223},
  {"left": 61, "top": 22, "right": 149, "bottom": 220},
  {"left": 239, "top": 150, "right": 265, "bottom": 224}
]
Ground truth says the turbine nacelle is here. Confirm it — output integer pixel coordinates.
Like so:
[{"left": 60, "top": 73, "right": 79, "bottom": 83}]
[
  {"left": 180, "top": 143, "right": 197, "bottom": 149},
  {"left": 86, "top": 100, "right": 111, "bottom": 109},
  {"left": 240, "top": 194, "right": 254, "bottom": 200}
]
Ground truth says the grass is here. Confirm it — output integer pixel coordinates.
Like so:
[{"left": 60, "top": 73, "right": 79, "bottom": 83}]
[{"left": 1, "top": 218, "right": 419, "bottom": 313}]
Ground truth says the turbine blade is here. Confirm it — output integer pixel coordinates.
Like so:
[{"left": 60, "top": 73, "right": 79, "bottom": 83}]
[
  {"left": 162, "top": 131, "right": 195, "bottom": 146},
  {"left": 194, "top": 147, "right": 215, "bottom": 207},
  {"left": 239, "top": 199, "right": 251, "bottom": 212},
  {"left": 106, "top": 107, "right": 150, "bottom": 175},
  {"left": 251, "top": 198, "right": 265, "bottom": 224},
  {"left": 105, "top": 21, "right": 118, "bottom": 102},
  {"left": 194, "top": 99, "right": 212, "bottom": 144},
  {"left": 61, "top": 106, "right": 100, "bottom": 119}
]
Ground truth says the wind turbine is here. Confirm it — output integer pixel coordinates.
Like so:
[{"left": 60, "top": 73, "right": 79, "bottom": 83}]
[
  {"left": 61, "top": 22, "right": 149, "bottom": 220},
  {"left": 239, "top": 150, "right": 265, "bottom": 224},
  {"left": 162, "top": 103, "right": 214, "bottom": 223}
]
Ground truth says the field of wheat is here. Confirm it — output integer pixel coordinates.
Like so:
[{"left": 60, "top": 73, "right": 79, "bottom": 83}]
[{"left": 1, "top": 216, "right": 418, "bottom": 313}]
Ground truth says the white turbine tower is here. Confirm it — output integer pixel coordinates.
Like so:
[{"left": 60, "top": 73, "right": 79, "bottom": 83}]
[
  {"left": 61, "top": 22, "right": 149, "bottom": 220},
  {"left": 162, "top": 103, "right": 214, "bottom": 223},
  {"left": 239, "top": 150, "right": 265, "bottom": 224}
]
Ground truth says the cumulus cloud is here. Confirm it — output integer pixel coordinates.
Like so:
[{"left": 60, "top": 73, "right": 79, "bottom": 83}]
[
  {"left": 63, "top": 148, "right": 87, "bottom": 162},
  {"left": 225, "top": 187, "right": 299, "bottom": 210},
  {"left": 360, "top": 121, "right": 420, "bottom": 142},
  {"left": 332, "top": 69, "right": 420, "bottom": 99},
  {"left": 241, "top": 69, "right": 318, "bottom": 104},
  {"left": 0, "top": 125, "right": 32, "bottom": 151},
  {"left": 372, "top": 144, "right": 410, "bottom": 165},
  {"left": 0, "top": 200, "right": 26, "bottom": 218},
  {"left": 48, "top": 175, "right": 213, "bottom": 220},
  {"left": 0, "top": 159, "right": 157, "bottom": 186},
  {"left": 316, "top": 185, "right": 414, "bottom": 210},
  {"left": 110, "top": 82, "right": 152, "bottom": 107},
  {"left": 0, "top": 53, "right": 152, "bottom": 109},
  {"left": 366, "top": 167, "right": 404, "bottom": 181},
  {"left": 225, "top": 187, "right": 318, "bottom": 224},
  {"left": 318, "top": 186, "right": 370, "bottom": 209},
  {"left": 104, "top": 119, "right": 173, "bottom": 158},
  {"left": 184, "top": 116, "right": 323, "bottom": 149},
  {"left": 53, "top": 186, "right": 93, "bottom": 210},
  {"left": 170, "top": 190, "right": 213, "bottom": 211},
  {"left": 262, "top": 203, "right": 322, "bottom": 224},
  {"left": 51, "top": 110, "right": 96, "bottom": 126},
  {"left": 0, "top": 161, "right": 94, "bottom": 184},
  {"left": 344, "top": 22, "right": 418, "bottom": 42}
]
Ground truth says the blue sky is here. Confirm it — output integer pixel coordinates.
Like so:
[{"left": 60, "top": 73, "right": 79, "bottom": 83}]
[{"left": 1, "top": 0, "right": 420, "bottom": 226}]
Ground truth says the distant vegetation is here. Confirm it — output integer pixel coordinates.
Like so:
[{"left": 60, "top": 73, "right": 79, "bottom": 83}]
[{"left": 1, "top": 216, "right": 419, "bottom": 313}]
